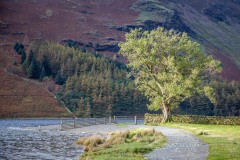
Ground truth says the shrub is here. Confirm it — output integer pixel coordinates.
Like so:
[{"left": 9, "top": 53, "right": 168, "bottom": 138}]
[{"left": 76, "top": 136, "right": 106, "bottom": 152}]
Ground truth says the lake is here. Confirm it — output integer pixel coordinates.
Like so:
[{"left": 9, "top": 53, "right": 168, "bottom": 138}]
[{"left": 0, "top": 119, "right": 83, "bottom": 160}]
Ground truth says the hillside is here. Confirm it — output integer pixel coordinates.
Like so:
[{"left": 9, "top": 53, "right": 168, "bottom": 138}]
[
  {"left": 0, "top": 47, "right": 71, "bottom": 118},
  {"left": 1, "top": 0, "right": 240, "bottom": 80},
  {"left": 0, "top": 0, "right": 240, "bottom": 117}
]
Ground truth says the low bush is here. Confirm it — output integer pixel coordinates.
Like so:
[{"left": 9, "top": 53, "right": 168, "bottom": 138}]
[{"left": 145, "top": 114, "right": 240, "bottom": 125}]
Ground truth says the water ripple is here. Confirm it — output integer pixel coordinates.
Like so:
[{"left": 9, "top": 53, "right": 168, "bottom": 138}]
[{"left": 0, "top": 120, "right": 83, "bottom": 160}]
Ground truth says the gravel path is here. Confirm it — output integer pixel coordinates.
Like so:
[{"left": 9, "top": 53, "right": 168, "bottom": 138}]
[
  {"left": 27, "top": 124, "right": 209, "bottom": 160},
  {"left": 65, "top": 124, "right": 209, "bottom": 160},
  {"left": 145, "top": 126, "right": 209, "bottom": 160}
]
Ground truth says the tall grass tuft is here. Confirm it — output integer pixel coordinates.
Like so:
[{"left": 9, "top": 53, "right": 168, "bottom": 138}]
[
  {"left": 108, "top": 131, "right": 129, "bottom": 145},
  {"left": 76, "top": 136, "right": 105, "bottom": 152}
]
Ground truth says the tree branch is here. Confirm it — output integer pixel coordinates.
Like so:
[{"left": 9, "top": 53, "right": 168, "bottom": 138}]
[
  {"left": 145, "top": 83, "right": 162, "bottom": 96},
  {"left": 145, "top": 64, "right": 165, "bottom": 96},
  {"left": 152, "top": 75, "right": 164, "bottom": 95},
  {"left": 181, "top": 96, "right": 188, "bottom": 102}
]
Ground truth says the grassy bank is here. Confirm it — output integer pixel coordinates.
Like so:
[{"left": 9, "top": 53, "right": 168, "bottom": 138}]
[
  {"left": 161, "top": 123, "right": 240, "bottom": 160},
  {"left": 76, "top": 128, "right": 166, "bottom": 160}
]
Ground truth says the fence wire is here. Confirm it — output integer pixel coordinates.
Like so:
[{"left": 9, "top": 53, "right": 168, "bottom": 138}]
[{"left": 36, "top": 116, "right": 144, "bottom": 131}]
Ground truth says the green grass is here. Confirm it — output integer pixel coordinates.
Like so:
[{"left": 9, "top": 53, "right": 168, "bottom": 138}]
[
  {"left": 114, "top": 123, "right": 130, "bottom": 127},
  {"left": 76, "top": 128, "right": 166, "bottom": 160},
  {"left": 161, "top": 123, "right": 240, "bottom": 160},
  {"left": 84, "top": 142, "right": 152, "bottom": 160}
]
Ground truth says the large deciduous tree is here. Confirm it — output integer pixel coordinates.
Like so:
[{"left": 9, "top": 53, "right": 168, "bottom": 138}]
[{"left": 119, "top": 28, "right": 222, "bottom": 123}]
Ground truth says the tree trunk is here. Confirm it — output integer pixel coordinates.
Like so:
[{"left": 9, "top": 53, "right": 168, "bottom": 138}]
[{"left": 161, "top": 102, "right": 172, "bottom": 123}]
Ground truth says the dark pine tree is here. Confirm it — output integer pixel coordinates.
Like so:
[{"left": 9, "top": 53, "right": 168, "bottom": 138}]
[
  {"left": 20, "top": 51, "right": 26, "bottom": 64},
  {"left": 55, "top": 72, "right": 65, "bottom": 85},
  {"left": 42, "top": 55, "right": 52, "bottom": 76},
  {"left": 39, "top": 67, "right": 46, "bottom": 81},
  {"left": 14, "top": 42, "right": 24, "bottom": 54},
  {"left": 27, "top": 57, "right": 39, "bottom": 79}
]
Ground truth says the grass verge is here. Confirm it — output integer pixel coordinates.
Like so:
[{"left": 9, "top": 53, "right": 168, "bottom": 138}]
[
  {"left": 76, "top": 128, "right": 166, "bottom": 160},
  {"left": 161, "top": 123, "right": 240, "bottom": 160},
  {"left": 113, "top": 123, "right": 129, "bottom": 127}
]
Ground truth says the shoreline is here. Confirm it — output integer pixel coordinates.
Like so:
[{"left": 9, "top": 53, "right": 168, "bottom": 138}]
[{"left": 23, "top": 123, "right": 209, "bottom": 160}]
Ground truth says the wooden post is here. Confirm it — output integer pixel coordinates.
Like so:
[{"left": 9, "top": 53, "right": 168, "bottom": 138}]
[
  {"left": 73, "top": 119, "right": 76, "bottom": 128},
  {"left": 114, "top": 116, "right": 116, "bottom": 123},
  {"left": 60, "top": 119, "right": 63, "bottom": 131},
  {"left": 134, "top": 116, "right": 137, "bottom": 125}
]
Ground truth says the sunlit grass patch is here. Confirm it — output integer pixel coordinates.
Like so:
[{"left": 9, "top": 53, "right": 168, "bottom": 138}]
[
  {"left": 114, "top": 123, "right": 128, "bottom": 127},
  {"left": 76, "top": 128, "right": 166, "bottom": 160}
]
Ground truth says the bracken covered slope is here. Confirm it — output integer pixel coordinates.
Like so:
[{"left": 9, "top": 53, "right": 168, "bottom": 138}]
[
  {"left": 0, "top": 47, "right": 71, "bottom": 118},
  {"left": 1, "top": 0, "right": 240, "bottom": 79}
]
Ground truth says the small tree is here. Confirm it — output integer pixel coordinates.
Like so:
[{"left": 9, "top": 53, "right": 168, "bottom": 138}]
[
  {"left": 27, "top": 57, "right": 39, "bottom": 79},
  {"left": 22, "top": 50, "right": 34, "bottom": 70},
  {"left": 85, "top": 101, "right": 91, "bottom": 117},
  {"left": 39, "top": 67, "right": 46, "bottom": 81},
  {"left": 41, "top": 55, "right": 52, "bottom": 76},
  {"left": 26, "top": 50, "right": 34, "bottom": 67},
  {"left": 20, "top": 51, "right": 26, "bottom": 64},
  {"left": 55, "top": 72, "right": 65, "bottom": 85},
  {"left": 14, "top": 42, "right": 24, "bottom": 54},
  {"left": 119, "top": 28, "right": 222, "bottom": 123},
  {"left": 76, "top": 97, "right": 85, "bottom": 117}
]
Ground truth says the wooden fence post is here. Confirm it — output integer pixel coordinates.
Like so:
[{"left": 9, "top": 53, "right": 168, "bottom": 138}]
[
  {"left": 60, "top": 119, "right": 63, "bottom": 131},
  {"left": 114, "top": 116, "right": 116, "bottom": 123},
  {"left": 73, "top": 119, "right": 76, "bottom": 128},
  {"left": 134, "top": 116, "right": 137, "bottom": 125}
]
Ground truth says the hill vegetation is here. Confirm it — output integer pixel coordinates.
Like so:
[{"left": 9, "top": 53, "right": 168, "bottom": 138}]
[
  {"left": 17, "top": 42, "right": 148, "bottom": 117},
  {"left": 12, "top": 41, "right": 240, "bottom": 118},
  {"left": 0, "top": 46, "right": 71, "bottom": 118},
  {"left": 179, "top": 80, "right": 240, "bottom": 116}
]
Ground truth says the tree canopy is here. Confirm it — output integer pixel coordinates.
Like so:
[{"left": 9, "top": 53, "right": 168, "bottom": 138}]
[{"left": 119, "top": 28, "right": 222, "bottom": 123}]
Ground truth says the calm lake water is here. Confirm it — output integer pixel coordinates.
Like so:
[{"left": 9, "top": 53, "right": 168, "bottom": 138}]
[{"left": 0, "top": 119, "right": 83, "bottom": 160}]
